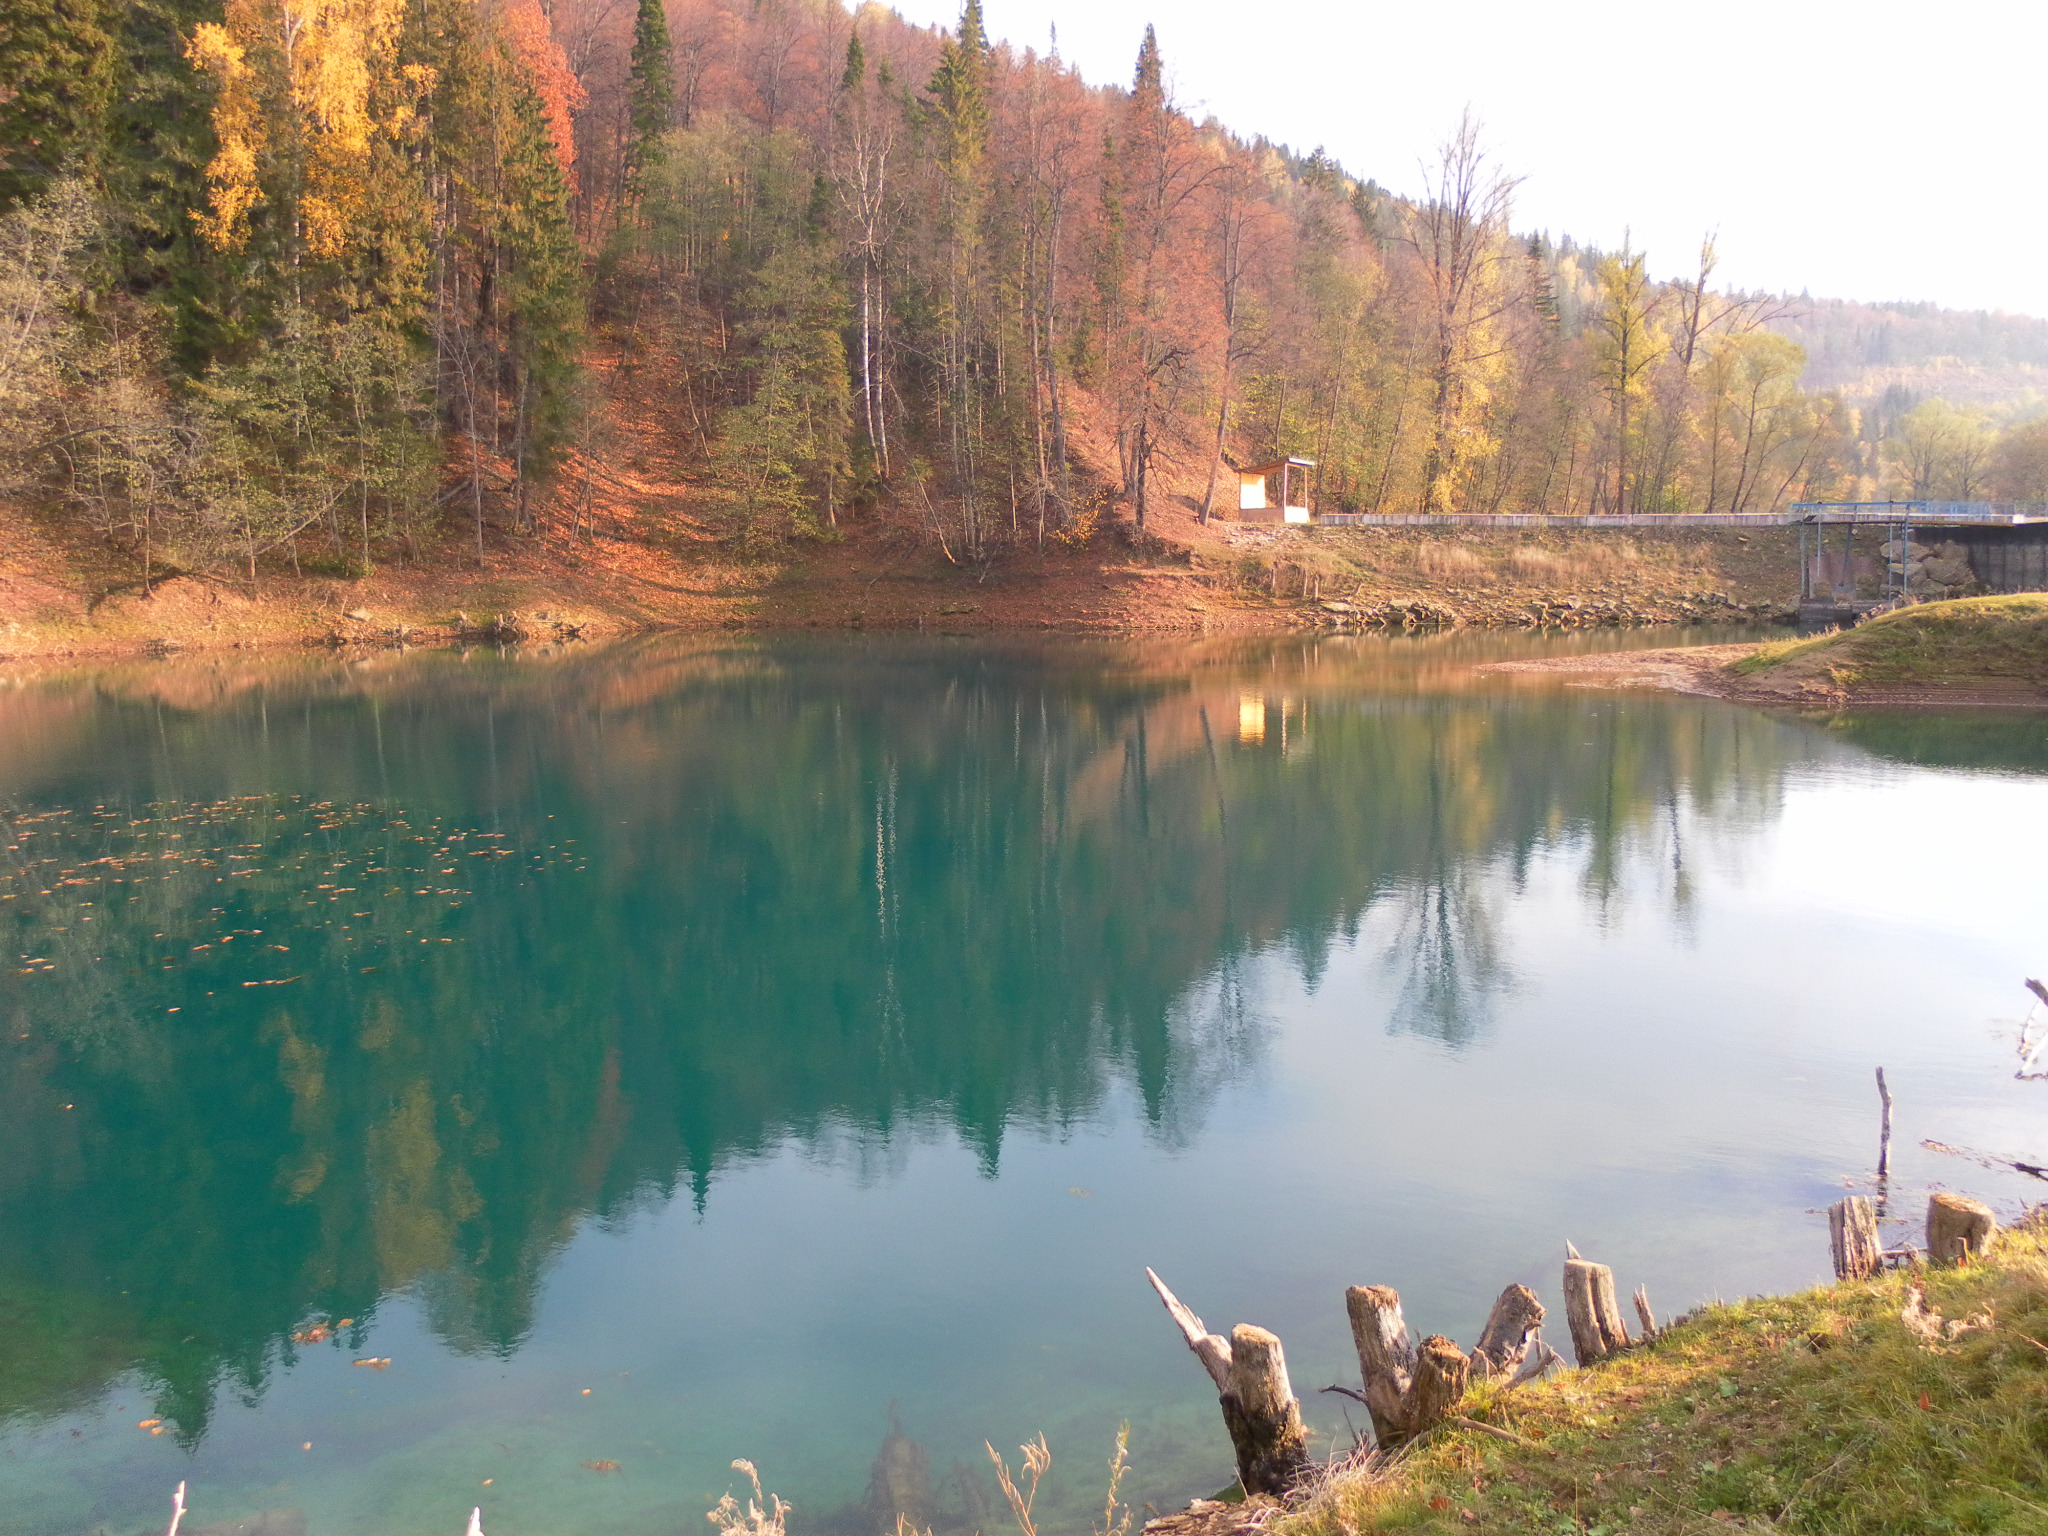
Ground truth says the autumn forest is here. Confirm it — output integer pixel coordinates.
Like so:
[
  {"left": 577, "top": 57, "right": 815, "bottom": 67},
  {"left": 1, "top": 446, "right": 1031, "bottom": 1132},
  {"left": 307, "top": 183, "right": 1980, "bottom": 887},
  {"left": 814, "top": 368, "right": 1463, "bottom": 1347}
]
[{"left": 3, "top": 0, "right": 2047, "bottom": 584}]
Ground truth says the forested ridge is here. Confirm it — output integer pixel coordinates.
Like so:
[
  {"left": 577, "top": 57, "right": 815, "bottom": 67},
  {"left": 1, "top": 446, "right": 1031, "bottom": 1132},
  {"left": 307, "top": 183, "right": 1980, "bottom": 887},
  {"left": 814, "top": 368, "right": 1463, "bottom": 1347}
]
[{"left": 3, "top": 0, "right": 2046, "bottom": 597}]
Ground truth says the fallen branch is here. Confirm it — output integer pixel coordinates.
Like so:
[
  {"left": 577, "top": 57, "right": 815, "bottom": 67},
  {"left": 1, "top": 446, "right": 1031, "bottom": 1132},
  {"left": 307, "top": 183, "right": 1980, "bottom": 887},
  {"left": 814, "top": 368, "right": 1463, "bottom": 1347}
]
[
  {"left": 1449, "top": 1415, "right": 1539, "bottom": 1448},
  {"left": 1922, "top": 1139, "right": 2047, "bottom": 1181},
  {"left": 1145, "top": 1267, "right": 1232, "bottom": 1391}
]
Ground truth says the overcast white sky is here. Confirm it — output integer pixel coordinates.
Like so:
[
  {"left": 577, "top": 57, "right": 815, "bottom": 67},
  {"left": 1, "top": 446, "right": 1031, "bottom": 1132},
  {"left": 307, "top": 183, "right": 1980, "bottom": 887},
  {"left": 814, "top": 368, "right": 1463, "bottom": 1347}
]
[{"left": 889, "top": 0, "right": 2042, "bottom": 317}]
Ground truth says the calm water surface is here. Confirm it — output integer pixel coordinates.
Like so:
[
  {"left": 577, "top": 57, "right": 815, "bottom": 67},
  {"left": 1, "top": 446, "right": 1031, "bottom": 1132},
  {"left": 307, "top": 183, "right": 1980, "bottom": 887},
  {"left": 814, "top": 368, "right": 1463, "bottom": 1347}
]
[{"left": 2, "top": 631, "right": 2045, "bottom": 1536}]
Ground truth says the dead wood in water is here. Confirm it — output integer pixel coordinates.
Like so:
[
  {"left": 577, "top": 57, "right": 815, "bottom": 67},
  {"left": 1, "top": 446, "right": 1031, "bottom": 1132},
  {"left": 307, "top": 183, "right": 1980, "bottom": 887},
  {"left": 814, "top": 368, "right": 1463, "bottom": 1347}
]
[
  {"left": 1876, "top": 1067, "right": 1894, "bottom": 1179},
  {"left": 1144, "top": 1270, "right": 1308, "bottom": 1495},
  {"left": 1145, "top": 1267, "right": 1233, "bottom": 1390},
  {"left": 1830, "top": 1196, "right": 1882, "bottom": 1280}
]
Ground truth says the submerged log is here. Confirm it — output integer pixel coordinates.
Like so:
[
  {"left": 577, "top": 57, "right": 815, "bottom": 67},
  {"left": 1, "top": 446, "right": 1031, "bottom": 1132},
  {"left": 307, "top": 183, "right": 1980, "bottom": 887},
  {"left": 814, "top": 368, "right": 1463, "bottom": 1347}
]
[
  {"left": 1471, "top": 1284, "right": 1545, "bottom": 1377},
  {"left": 1829, "top": 1196, "right": 1882, "bottom": 1280},
  {"left": 1145, "top": 1270, "right": 1307, "bottom": 1496},
  {"left": 1926, "top": 1192, "right": 1997, "bottom": 1264},
  {"left": 1561, "top": 1257, "right": 1630, "bottom": 1367}
]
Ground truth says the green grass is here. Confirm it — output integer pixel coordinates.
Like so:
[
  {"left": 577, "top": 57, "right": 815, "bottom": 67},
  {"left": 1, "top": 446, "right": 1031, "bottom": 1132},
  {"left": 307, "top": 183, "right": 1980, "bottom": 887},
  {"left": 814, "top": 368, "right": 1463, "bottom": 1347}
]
[
  {"left": 1280, "top": 1214, "right": 2048, "bottom": 1536},
  {"left": 1732, "top": 595, "right": 2048, "bottom": 686}
]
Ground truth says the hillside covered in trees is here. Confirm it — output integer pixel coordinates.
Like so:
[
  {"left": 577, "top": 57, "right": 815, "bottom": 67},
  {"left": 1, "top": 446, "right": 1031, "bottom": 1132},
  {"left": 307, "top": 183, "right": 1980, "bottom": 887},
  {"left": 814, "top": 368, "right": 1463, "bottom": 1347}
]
[{"left": 2, "top": 0, "right": 2045, "bottom": 602}]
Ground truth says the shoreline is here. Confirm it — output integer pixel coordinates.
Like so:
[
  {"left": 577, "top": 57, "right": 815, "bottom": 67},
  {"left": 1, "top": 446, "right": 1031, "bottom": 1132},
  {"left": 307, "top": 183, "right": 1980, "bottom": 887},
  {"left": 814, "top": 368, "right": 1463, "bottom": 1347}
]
[{"left": 1482, "top": 639, "right": 2048, "bottom": 709}]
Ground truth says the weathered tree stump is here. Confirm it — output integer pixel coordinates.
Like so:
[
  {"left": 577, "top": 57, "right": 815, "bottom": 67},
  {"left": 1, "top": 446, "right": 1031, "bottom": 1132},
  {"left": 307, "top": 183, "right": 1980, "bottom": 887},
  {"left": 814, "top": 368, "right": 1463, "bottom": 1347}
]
[
  {"left": 1405, "top": 1336, "right": 1470, "bottom": 1436},
  {"left": 1141, "top": 1496, "right": 1277, "bottom": 1536},
  {"left": 1471, "top": 1284, "right": 1545, "bottom": 1377},
  {"left": 1344, "top": 1284, "right": 1416, "bottom": 1445},
  {"left": 1632, "top": 1285, "right": 1659, "bottom": 1339},
  {"left": 1218, "top": 1325, "right": 1310, "bottom": 1496},
  {"left": 1145, "top": 1270, "right": 1308, "bottom": 1496},
  {"left": 1926, "top": 1192, "right": 1997, "bottom": 1264},
  {"left": 1561, "top": 1256, "right": 1630, "bottom": 1366},
  {"left": 1829, "top": 1196, "right": 1882, "bottom": 1280},
  {"left": 1341, "top": 1287, "right": 1473, "bottom": 1447}
]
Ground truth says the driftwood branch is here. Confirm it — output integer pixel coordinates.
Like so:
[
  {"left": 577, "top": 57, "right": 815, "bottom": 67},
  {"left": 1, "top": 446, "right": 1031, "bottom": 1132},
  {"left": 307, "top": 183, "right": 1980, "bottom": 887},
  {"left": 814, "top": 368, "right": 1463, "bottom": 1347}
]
[
  {"left": 1505, "top": 1337, "right": 1564, "bottom": 1387},
  {"left": 1921, "top": 1139, "right": 2047, "bottom": 1181},
  {"left": 1146, "top": 1267, "right": 1233, "bottom": 1391},
  {"left": 1449, "top": 1415, "right": 1538, "bottom": 1448},
  {"left": 1876, "top": 1067, "right": 1894, "bottom": 1179}
]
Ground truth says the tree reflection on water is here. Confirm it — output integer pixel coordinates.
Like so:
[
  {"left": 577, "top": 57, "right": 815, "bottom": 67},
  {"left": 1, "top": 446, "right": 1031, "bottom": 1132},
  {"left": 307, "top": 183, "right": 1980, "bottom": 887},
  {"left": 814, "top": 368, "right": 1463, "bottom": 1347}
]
[{"left": 0, "top": 633, "right": 1946, "bottom": 1440}]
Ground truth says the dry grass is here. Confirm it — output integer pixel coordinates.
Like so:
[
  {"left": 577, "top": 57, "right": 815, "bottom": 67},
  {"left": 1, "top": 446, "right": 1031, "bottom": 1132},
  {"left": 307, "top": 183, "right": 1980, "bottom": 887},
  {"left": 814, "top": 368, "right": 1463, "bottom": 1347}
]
[
  {"left": 1414, "top": 543, "right": 1491, "bottom": 580},
  {"left": 1279, "top": 1213, "right": 2048, "bottom": 1536},
  {"left": 1407, "top": 540, "right": 1653, "bottom": 587}
]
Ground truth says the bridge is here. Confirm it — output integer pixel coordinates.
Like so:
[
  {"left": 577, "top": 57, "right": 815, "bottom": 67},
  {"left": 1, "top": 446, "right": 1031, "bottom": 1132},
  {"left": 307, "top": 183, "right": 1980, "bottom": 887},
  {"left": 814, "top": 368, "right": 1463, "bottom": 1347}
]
[{"left": 1307, "top": 502, "right": 2048, "bottom": 623}]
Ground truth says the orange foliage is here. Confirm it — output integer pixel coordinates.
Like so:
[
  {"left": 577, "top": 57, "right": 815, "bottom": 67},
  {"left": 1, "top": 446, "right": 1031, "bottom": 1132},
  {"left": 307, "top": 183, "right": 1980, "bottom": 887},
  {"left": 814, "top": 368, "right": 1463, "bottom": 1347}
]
[{"left": 502, "top": 0, "right": 587, "bottom": 188}]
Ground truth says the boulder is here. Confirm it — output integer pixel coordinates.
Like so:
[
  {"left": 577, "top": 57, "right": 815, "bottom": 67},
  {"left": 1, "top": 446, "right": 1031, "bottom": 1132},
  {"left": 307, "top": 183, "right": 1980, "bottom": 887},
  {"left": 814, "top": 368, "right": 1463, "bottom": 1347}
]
[{"left": 1920, "top": 556, "right": 1974, "bottom": 588}]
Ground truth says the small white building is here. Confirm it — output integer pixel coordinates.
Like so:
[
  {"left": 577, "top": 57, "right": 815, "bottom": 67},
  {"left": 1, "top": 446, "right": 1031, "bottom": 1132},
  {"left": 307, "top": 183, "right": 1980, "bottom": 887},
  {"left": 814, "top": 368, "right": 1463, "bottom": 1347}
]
[{"left": 1234, "top": 456, "right": 1315, "bottom": 524}]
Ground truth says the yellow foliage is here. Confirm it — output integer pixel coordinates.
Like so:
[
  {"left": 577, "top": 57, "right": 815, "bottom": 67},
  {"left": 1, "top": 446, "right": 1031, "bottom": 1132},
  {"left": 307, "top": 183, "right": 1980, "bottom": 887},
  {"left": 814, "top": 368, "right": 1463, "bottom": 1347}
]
[
  {"left": 187, "top": 21, "right": 265, "bottom": 251},
  {"left": 187, "top": 0, "right": 412, "bottom": 260}
]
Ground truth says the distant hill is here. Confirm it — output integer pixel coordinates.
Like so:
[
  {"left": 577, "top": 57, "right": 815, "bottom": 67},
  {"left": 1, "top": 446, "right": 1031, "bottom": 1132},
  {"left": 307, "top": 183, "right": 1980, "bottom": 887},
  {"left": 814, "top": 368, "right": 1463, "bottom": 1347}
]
[{"left": 1766, "top": 297, "right": 2048, "bottom": 419}]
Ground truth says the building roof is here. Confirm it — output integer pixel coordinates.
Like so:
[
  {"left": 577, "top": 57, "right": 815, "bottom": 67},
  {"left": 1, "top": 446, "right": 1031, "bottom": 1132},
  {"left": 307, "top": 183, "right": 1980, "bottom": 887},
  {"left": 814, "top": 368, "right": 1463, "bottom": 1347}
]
[{"left": 1233, "top": 456, "right": 1316, "bottom": 475}]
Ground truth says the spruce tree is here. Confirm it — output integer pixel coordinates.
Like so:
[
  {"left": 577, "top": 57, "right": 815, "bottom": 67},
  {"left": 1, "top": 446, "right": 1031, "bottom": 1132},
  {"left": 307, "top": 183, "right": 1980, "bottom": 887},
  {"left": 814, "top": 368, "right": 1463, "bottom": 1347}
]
[
  {"left": 501, "top": 69, "right": 587, "bottom": 518},
  {"left": 624, "top": 0, "right": 674, "bottom": 199},
  {"left": 102, "top": 0, "right": 237, "bottom": 368},
  {"left": 0, "top": 0, "right": 115, "bottom": 208},
  {"left": 1131, "top": 22, "right": 1162, "bottom": 109}
]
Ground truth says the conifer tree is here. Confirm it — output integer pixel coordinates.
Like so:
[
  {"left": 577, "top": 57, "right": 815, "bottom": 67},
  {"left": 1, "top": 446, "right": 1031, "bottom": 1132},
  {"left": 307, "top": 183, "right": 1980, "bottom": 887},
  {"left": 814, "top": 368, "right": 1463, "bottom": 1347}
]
[
  {"left": 0, "top": 0, "right": 116, "bottom": 208},
  {"left": 624, "top": 0, "right": 674, "bottom": 201},
  {"left": 499, "top": 70, "right": 588, "bottom": 523},
  {"left": 925, "top": 0, "right": 992, "bottom": 549},
  {"left": 102, "top": 0, "right": 237, "bottom": 368}
]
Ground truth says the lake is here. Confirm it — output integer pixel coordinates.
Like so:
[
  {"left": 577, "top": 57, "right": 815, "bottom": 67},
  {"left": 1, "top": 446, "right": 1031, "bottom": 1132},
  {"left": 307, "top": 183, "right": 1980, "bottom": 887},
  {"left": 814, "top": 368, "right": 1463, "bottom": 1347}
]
[{"left": 2, "top": 631, "right": 2044, "bottom": 1536}]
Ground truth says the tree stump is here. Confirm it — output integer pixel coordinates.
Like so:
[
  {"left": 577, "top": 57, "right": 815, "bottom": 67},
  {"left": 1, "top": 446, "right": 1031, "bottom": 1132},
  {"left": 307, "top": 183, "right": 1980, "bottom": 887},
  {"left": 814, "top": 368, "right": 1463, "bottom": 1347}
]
[
  {"left": 1471, "top": 1284, "right": 1545, "bottom": 1377},
  {"left": 1344, "top": 1284, "right": 1416, "bottom": 1446},
  {"left": 1405, "top": 1335, "right": 1470, "bottom": 1436},
  {"left": 1926, "top": 1192, "right": 1997, "bottom": 1264},
  {"left": 1145, "top": 1271, "right": 1308, "bottom": 1497},
  {"left": 1217, "top": 1325, "right": 1309, "bottom": 1496},
  {"left": 1829, "top": 1196, "right": 1882, "bottom": 1280},
  {"left": 1561, "top": 1258, "right": 1630, "bottom": 1366}
]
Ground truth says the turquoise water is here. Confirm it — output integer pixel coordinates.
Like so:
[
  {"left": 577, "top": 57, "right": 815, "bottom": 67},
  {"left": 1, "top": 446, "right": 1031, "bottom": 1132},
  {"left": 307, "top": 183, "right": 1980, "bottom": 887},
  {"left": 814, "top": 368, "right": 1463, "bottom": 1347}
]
[{"left": 1, "top": 632, "right": 2045, "bottom": 1536}]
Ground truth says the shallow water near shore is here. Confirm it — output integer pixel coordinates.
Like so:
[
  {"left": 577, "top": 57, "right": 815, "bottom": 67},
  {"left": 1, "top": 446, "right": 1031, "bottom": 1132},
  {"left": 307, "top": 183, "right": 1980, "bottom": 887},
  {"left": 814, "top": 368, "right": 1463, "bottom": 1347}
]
[{"left": 1, "top": 629, "right": 2044, "bottom": 1536}]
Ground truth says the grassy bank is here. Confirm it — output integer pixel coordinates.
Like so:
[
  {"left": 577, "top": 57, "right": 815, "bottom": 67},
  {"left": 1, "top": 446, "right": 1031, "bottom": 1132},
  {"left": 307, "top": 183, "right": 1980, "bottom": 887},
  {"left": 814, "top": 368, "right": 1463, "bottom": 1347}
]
[
  {"left": 1734, "top": 596, "right": 2048, "bottom": 693},
  {"left": 1279, "top": 1214, "right": 2047, "bottom": 1536}
]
